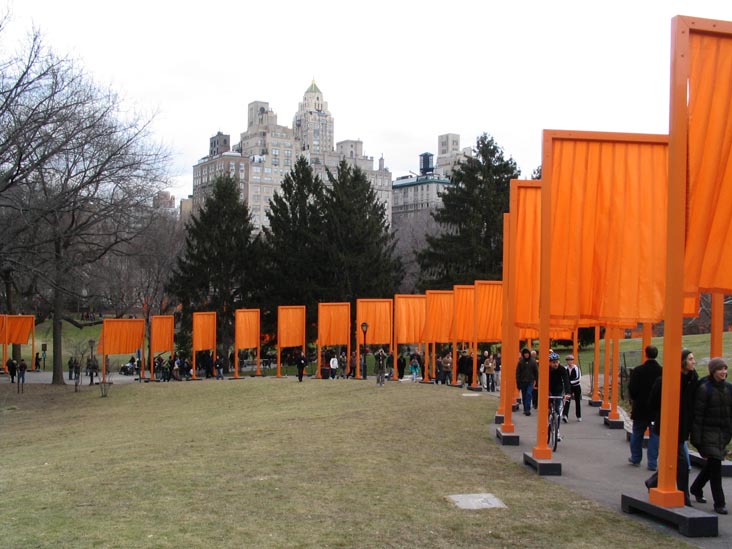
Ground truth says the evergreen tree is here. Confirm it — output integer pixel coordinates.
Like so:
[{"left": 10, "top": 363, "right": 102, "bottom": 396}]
[
  {"left": 167, "top": 174, "right": 259, "bottom": 353},
  {"left": 261, "top": 157, "right": 327, "bottom": 339},
  {"left": 322, "top": 161, "right": 403, "bottom": 305},
  {"left": 416, "top": 134, "right": 520, "bottom": 290}
]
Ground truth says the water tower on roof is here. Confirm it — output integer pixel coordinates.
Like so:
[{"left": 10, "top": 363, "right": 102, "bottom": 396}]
[{"left": 419, "top": 152, "right": 434, "bottom": 176}]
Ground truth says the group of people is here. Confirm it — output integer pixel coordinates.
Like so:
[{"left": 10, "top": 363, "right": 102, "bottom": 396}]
[
  {"left": 65, "top": 356, "right": 98, "bottom": 384},
  {"left": 5, "top": 358, "right": 28, "bottom": 384},
  {"left": 515, "top": 348, "right": 583, "bottom": 424},
  {"left": 629, "top": 345, "right": 732, "bottom": 514}
]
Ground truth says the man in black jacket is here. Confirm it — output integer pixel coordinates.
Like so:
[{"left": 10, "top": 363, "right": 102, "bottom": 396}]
[{"left": 628, "top": 345, "right": 662, "bottom": 470}]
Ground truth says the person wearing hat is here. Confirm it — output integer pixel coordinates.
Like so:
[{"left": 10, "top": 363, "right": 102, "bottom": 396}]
[
  {"left": 562, "top": 354, "right": 582, "bottom": 422},
  {"left": 690, "top": 357, "right": 732, "bottom": 514}
]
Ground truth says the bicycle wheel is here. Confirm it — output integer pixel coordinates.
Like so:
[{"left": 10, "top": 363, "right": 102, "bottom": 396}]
[
  {"left": 552, "top": 413, "right": 560, "bottom": 451},
  {"left": 547, "top": 412, "right": 557, "bottom": 449}
]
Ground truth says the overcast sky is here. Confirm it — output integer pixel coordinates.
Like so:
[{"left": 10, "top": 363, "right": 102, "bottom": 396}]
[{"left": 4, "top": 0, "right": 732, "bottom": 202}]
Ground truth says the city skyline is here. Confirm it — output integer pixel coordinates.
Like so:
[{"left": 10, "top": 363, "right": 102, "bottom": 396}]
[{"left": 5, "top": 0, "right": 732, "bottom": 203}]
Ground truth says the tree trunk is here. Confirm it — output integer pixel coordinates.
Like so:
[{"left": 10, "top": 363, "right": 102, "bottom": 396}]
[
  {"left": 51, "top": 240, "right": 66, "bottom": 385},
  {"left": 51, "top": 285, "right": 66, "bottom": 385}
]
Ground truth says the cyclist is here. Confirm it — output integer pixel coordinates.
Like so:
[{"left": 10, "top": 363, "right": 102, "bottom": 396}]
[{"left": 548, "top": 352, "right": 571, "bottom": 440}]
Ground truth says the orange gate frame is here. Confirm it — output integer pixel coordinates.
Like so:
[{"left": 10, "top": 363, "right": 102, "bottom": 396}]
[
  {"left": 317, "top": 303, "right": 351, "bottom": 379},
  {"left": 192, "top": 312, "right": 217, "bottom": 380},
  {"left": 235, "top": 309, "right": 261, "bottom": 378},
  {"left": 277, "top": 306, "right": 306, "bottom": 378},
  {"left": 355, "top": 299, "right": 393, "bottom": 380}
]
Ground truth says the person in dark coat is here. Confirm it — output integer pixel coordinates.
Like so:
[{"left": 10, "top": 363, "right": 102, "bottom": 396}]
[
  {"left": 296, "top": 350, "right": 307, "bottom": 382},
  {"left": 7, "top": 359, "right": 17, "bottom": 383},
  {"left": 516, "top": 348, "right": 538, "bottom": 416},
  {"left": 645, "top": 349, "right": 698, "bottom": 506},
  {"left": 690, "top": 358, "right": 732, "bottom": 514},
  {"left": 628, "top": 345, "right": 663, "bottom": 470}
]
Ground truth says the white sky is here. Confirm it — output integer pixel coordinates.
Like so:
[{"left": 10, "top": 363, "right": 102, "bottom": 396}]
[{"left": 4, "top": 0, "right": 732, "bottom": 202}]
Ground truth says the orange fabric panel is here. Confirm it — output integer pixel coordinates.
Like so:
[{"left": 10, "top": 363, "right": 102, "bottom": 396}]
[
  {"left": 475, "top": 281, "right": 502, "bottom": 341},
  {"left": 278, "top": 306, "right": 305, "bottom": 348},
  {"left": 684, "top": 32, "right": 732, "bottom": 294},
  {"left": 235, "top": 309, "right": 260, "bottom": 349},
  {"left": 356, "top": 299, "right": 393, "bottom": 345},
  {"left": 150, "top": 315, "right": 174, "bottom": 353},
  {"left": 513, "top": 184, "right": 541, "bottom": 328},
  {"left": 99, "top": 319, "right": 145, "bottom": 355},
  {"left": 318, "top": 303, "right": 351, "bottom": 346},
  {"left": 519, "top": 327, "right": 574, "bottom": 340},
  {"left": 4, "top": 315, "right": 34, "bottom": 344},
  {"left": 451, "top": 285, "right": 475, "bottom": 341},
  {"left": 547, "top": 134, "right": 667, "bottom": 324},
  {"left": 394, "top": 294, "right": 427, "bottom": 344},
  {"left": 683, "top": 294, "right": 700, "bottom": 318},
  {"left": 421, "top": 290, "right": 454, "bottom": 342},
  {"left": 192, "top": 312, "right": 217, "bottom": 351}
]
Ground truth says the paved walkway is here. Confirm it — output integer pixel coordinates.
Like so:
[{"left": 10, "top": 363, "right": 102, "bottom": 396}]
[
  {"left": 486, "top": 388, "right": 732, "bottom": 548},
  {"left": 2, "top": 369, "right": 141, "bottom": 385}
]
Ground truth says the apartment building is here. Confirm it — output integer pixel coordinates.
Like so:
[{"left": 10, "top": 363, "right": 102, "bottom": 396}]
[{"left": 192, "top": 82, "right": 391, "bottom": 230}]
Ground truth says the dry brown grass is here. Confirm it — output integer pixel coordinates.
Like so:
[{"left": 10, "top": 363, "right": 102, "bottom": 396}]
[{"left": 0, "top": 378, "right": 691, "bottom": 548}]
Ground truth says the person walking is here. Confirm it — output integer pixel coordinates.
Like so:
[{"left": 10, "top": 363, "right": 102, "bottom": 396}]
[
  {"left": 548, "top": 352, "right": 571, "bottom": 440},
  {"left": 645, "top": 348, "right": 698, "bottom": 506},
  {"left": 296, "top": 350, "right": 307, "bottom": 382},
  {"left": 329, "top": 353, "right": 339, "bottom": 380},
  {"left": 338, "top": 352, "right": 347, "bottom": 379},
  {"left": 516, "top": 348, "right": 538, "bottom": 416},
  {"left": 375, "top": 348, "right": 387, "bottom": 387},
  {"left": 628, "top": 345, "right": 662, "bottom": 470},
  {"left": 562, "top": 354, "right": 582, "bottom": 422},
  {"left": 17, "top": 358, "right": 27, "bottom": 385},
  {"left": 7, "top": 358, "right": 17, "bottom": 383},
  {"left": 410, "top": 356, "right": 420, "bottom": 382},
  {"left": 215, "top": 356, "right": 224, "bottom": 379},
  {"left": 690, "top": 358, "right": 732, "bottom": 514},
  {"left": 485, "top": 353, "right": 496, "bottom": 392},
  {"left": 494, "top": 351, "right": 502, "bottom": 391}
]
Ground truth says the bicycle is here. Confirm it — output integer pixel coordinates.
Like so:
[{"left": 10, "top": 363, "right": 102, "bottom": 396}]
[{"left": 547, "top": 395, "right": 567, "bottom": 451}]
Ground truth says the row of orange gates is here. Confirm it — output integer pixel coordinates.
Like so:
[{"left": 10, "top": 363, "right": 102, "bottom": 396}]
[{"left": 2, "top": 14, "right": 732, "bottom": 510}]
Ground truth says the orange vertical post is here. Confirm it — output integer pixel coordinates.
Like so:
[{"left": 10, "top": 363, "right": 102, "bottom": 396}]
[
  {"left": 534, "top": 153, "right": 551, "bottom": 461},
  {"left": 711, "top": 293, "right": 724, "bottom": 358},
  {"left": 609, "top": 330, "right": 621, "bottom": 421},
  {"left": 591, "top": 327, "right": 601, "bottom": 404},
  {"left": 601, "top": 333, "right": 611, "bottom": 411},
  {"left": 650, "top": 15, "right": 688, "bottom": 508},
  {"left": 500, "top": 214, "right": 516, "bottom": 430}
]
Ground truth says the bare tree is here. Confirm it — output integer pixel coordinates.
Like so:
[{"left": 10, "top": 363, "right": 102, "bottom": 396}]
[
  {"left": 0, "top": 22, "right": 170, "bottom": 384},
  {"left": 0, "top": 25, "right": 93, "bottom": 196}
]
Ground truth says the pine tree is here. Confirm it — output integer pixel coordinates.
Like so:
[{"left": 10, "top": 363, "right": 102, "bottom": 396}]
[
  {"left": 261, "top": 157, "right": 327, "bottom": 338},
  {"left": 167, "top": 174, "right": 259, "bottom": 352},
  {"left": 322, "top": 160, "right": 403, "bottom": 304},
  {"left": 416, "top": 134, "right": 521, "bottom": 290}
]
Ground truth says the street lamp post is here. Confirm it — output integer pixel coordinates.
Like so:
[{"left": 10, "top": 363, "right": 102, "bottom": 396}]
[{"left": 361, "top": 322, "right": 369, "bottom": 380}]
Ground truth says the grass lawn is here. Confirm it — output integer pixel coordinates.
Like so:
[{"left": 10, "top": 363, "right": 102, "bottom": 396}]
[
  {"left": 559, "top": 331, "right": 732, "bottom": 376},
  {"left": 0, "top": 378, "right": 690, "bottom": 548}
]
